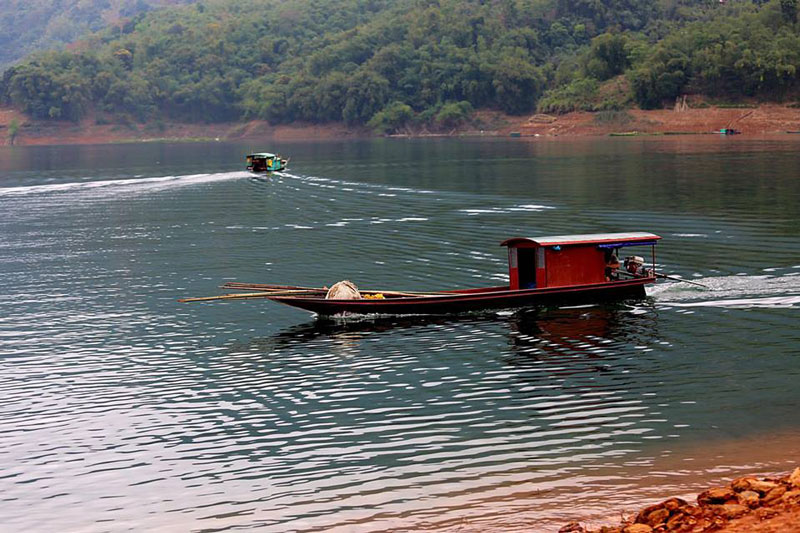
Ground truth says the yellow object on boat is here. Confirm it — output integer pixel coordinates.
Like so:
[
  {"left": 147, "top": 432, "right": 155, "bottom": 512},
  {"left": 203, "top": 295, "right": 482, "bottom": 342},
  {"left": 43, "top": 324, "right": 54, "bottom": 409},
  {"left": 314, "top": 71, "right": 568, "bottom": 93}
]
[{"left": 364, "top": 293, "right": 385, "bottom": 300}]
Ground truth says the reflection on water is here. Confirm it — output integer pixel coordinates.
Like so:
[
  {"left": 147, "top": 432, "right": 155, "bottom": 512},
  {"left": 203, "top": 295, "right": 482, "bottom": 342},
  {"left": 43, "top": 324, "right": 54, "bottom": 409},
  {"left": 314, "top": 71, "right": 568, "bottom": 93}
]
[
  {"left": 1, "top": 138, "right": 799, "bottom": 531},
  {"left": 213, "top": 305, "right": 666, "bottom": 531}
]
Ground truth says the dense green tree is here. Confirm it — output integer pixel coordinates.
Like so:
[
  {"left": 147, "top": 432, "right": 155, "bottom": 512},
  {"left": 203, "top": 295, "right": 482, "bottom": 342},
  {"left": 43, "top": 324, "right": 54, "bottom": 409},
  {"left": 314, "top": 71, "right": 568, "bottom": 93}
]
[
  {"left": 585, "top": 33, "right": 630, "bottom": 81},
  {"left": 629, "top": 48, "right": 689, "bottom": 109},
  {"left": 3, "top": 0, "right": 800, "bottom": 125},
  {"left": 435, "top": 101, "right": 474, "bottom": 129},
  {"left": 239, "top": 77, "right": 292, "bottom": 122},
  {"left": 780, "top": 0, "right": 797, "bottom": 22},
  {"left": 537, "top": 78, "right": 600, "bottom": 113},
  {"left": 342, "top": 70, "right": 390, "bottom": 125},
  {"left": 6, "top": 59, "right": 91, "bottom": 121},
  {"left": 312, "top": 72, "right": 352, "bottom": 122},
  {"left": 367, "top": 101, "right": 414, "bottom": 134},
  {"left": 7, "top": 118, "right": 19, "bottom": 144},
  {"left": 492, "top": 55, "right": 545, "bottom": 114}
]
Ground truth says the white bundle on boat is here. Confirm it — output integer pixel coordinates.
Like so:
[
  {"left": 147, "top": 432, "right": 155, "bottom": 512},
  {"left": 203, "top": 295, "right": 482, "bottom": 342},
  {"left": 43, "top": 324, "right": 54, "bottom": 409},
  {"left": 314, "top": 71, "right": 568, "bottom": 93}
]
[{"left": 325, "top": 280, "right": 361, "bottom": 299}]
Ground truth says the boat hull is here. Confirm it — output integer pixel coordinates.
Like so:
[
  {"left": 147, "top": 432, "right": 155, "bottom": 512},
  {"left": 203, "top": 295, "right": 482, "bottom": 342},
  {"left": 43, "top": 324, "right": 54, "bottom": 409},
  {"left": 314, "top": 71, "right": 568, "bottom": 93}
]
[
  {"left": 268, "top": 278, "right": 652, "bottom": 317},
  {"left": 247, "top": 163, "right": 286, "bottom": 173}
]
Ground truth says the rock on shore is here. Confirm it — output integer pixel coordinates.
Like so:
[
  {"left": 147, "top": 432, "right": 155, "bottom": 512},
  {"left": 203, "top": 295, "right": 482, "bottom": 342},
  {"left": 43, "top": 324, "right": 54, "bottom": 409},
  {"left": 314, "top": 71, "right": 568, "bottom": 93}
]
[{"left": 560, "top": 467, "right": 800, "bottom": 533}]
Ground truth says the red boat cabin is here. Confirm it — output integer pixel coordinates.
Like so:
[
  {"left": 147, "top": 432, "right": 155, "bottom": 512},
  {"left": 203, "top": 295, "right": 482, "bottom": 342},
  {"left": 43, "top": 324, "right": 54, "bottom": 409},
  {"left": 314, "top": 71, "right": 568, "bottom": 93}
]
[{"left": 501, "top": 232, "right": 661, "bottom": 290}]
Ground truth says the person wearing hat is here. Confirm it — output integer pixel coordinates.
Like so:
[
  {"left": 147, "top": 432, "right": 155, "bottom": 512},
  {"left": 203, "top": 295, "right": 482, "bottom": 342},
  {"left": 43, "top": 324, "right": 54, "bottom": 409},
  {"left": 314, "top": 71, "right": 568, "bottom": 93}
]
[
  {"left": 625, "top": 256, "right": 649, "bottom": 277},
  {"left": 605, "top": 254, "right": 621, "bottom": 281}
]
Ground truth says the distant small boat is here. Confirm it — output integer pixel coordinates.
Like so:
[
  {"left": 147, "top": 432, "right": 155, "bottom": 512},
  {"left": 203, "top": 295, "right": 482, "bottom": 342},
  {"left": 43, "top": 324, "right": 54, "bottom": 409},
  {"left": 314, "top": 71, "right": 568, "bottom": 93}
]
[
  {"left": 246, "top": 152, "right": 288, "bottom": 173},
  {"left": 180, "top": 232, "right": 664, "bottom": 318},
  {"left": 719, "top": 128, "right": 740, "bottom": 135}
]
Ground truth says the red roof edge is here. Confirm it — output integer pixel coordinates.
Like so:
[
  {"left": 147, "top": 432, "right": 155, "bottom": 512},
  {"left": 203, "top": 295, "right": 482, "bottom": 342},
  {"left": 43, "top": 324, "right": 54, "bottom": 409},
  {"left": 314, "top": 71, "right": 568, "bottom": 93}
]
[{"left": 501, "top": 232, "right": 662, "bottom": 247}]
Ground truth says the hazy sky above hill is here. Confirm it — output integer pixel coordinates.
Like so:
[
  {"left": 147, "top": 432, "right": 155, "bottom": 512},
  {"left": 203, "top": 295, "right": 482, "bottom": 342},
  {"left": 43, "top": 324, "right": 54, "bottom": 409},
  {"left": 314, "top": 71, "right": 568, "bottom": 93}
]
[{"left": 0, "top": 0, "right": 195, "bottom": 71}]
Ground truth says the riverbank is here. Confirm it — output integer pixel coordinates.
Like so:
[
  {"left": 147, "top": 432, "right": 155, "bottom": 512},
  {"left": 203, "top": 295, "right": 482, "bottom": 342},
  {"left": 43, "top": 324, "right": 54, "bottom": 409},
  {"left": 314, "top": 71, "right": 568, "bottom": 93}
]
[
  {"left": 516, "top": 105, "right": 800, "bottom": 137},
  {"left": 561, "top": 468, "right": 800, "bottom": 533},
  {"left": 4, "top": 104, "right": 800, "bottom": 146},
  {"left": 0, "top": 107, "right": 365, "bottom": 146}
]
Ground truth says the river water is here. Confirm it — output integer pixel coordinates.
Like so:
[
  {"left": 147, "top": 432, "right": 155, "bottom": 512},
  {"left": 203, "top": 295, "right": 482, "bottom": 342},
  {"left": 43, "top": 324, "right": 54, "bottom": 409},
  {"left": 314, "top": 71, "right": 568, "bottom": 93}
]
[{"left": 1, "top": 137, "right": 798, "bottom": 532}]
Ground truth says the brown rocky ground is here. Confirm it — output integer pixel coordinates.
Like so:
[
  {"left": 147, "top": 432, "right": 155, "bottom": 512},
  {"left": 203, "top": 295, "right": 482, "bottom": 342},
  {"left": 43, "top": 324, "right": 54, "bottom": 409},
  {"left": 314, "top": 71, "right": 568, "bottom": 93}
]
[
  {"left": 514, "top": 105, "right": 800, "bottom": 137},
  {"left": 4, "top": 104, "right": 800, "bottom": 146},
  {"left": 560, "top": 468, "right": 800, "bottom": 533}
]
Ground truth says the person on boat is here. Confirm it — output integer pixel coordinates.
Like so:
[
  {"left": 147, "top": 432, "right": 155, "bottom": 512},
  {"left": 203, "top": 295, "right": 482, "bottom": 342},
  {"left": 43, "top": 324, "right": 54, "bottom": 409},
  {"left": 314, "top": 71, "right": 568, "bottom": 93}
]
[
  {"left": 624, "top": 256, "right": 651, "bottom": 277},
  {"left": 605, "top": 254, "right": 621, "bottom": 281}
]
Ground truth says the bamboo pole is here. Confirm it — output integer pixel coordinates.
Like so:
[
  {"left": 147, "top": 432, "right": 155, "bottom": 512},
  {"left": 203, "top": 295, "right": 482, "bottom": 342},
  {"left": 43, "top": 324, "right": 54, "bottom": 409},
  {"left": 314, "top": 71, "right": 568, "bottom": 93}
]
[
  {"left": 655, "top": 273, "right": 709, "bottom": 289},
  {"left": 613, "top": 269, "right": 708, "bottom": 289},
  {"left": 179, "top": 289, "right": 323, "bottom": 303},
  {"left": 221, "top": 281, "right": 452, "bottom": 297},
  {"left": 180, "top": 286, "right": 453, "bottom": 303},
  {"left": 221, "top": 282, "right": 319, "bottom": 291}
]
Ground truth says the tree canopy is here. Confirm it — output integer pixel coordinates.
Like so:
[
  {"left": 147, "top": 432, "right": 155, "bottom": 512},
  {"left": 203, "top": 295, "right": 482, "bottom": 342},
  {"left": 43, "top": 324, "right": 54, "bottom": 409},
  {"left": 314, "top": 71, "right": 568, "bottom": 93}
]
[{"left": 2, "top": 0, "right": 800, "bottom": 130}]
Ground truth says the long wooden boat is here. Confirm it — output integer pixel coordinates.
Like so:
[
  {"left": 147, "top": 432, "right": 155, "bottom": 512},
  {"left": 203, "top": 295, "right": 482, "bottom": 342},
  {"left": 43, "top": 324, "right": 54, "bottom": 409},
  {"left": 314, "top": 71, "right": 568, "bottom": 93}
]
[
  {"left": 181, "top": 232, "right": 663, "bottom": 317},
  {"left": 267, "top": 278, "right": 651, "bottom": 316}
]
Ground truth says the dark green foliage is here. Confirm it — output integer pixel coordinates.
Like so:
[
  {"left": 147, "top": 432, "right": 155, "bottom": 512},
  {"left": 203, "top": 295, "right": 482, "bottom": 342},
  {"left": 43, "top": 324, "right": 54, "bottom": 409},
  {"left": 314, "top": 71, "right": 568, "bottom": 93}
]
[
  {"left": 342, "top": 71, "right": 391, "bottom": 125},
  {"left": 3, "top": 0, "right": 800, "bottom": 125},
  {"left": 0, "top": 0, "right": 597, "bottom": 125},
  {"left": 629, "top": 48, "right": 690, "bottom": 109},
  {"left": 537, "top": 78, "right": 601, "bottom": 113},
  {"left": 586, "top": 33, "right": 630, "bottom": 81},
  {"left": 492, "top": 55, "right": 545, "bottom": 114},
  {"left": 5, "top": 57, "right": 92, "bottom": 120},
  {"left": 367, "top": 101, "right": 414, "bottom": 134},
  {"left": 541, "top": 0, "right": 800, "bottom": 111},
  {"left": 781, "top": 0, "right": 797, "bottom": 22},
  {"left": 435, "top": 101, "right": 474, "bottom": 129},
  {"left": 7, "top": 118, "right": 19, "bottom": 144},
  {"left": 628, "top": 2, "right": 800, "bottom": 107},
  {"left": 554, "top": 0, "right": 655, "bottom": 32}
]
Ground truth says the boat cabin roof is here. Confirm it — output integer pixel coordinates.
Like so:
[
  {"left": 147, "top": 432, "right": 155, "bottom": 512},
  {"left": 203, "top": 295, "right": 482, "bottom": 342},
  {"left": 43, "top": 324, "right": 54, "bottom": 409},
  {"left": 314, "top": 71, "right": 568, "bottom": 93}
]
[
  {"left": 501, "top": 232, "right": 661, "bottom": 248},
  {"left": 248, "top": 153, "right": 277, "bottom": 158}
]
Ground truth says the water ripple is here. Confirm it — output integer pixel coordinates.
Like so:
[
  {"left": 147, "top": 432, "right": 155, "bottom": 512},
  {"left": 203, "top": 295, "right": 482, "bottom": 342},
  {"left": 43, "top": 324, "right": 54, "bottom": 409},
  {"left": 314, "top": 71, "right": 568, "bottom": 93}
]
[{"left": 1, "top": 139, "right": 799, "bottom": 531}]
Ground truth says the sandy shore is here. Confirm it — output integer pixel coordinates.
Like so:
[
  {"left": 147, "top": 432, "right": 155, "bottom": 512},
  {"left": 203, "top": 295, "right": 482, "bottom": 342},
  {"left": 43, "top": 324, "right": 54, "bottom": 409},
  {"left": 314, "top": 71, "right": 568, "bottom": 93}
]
[{"left": 4, "top": 105, "right": 800, "bottom": 146}]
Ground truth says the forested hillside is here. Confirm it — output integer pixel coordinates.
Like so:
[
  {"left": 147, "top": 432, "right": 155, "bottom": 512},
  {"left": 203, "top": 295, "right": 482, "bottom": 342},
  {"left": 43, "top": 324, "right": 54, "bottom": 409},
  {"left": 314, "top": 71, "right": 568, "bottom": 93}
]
[
  {"left": 2, "top": 0, "right": 799, "bottom": 132},
  {"left": 0, "top": 0, "right": 195, "bottom": 72}
]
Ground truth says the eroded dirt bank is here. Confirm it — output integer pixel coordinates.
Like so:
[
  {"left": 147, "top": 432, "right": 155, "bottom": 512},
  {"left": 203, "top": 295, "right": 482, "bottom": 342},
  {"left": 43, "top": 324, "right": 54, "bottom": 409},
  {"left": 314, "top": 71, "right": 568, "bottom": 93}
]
[
  {"left": 515, "top": 105, "right": 800, "bottom": 137},
  {"left": 4, "top": 105, "right": 800, "bottom": 146},
  {"left": 0, "top": 109, "right": 365, "bottom": 145}
]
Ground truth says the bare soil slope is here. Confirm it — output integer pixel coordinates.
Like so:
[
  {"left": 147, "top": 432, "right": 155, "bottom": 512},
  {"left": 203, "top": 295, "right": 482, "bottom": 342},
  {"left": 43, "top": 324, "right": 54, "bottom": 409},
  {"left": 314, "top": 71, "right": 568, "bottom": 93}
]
[{"left": 513, "top": 105, "right": 800, "bottom": 137}]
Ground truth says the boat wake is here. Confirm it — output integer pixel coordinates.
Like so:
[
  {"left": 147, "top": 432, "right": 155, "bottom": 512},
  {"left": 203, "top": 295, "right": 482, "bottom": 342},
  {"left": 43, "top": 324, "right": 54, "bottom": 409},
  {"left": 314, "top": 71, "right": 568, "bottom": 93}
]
[
  {"left": 277, "top": 171, "right": 558, "bottom": 216},
  {"left": 277, "top": 171, "right": 439, "bottom": 196},
  {"left": 460, "top": 204, "right": 555, "bottom": 215},
  {"left": 649, "top": 269, "right": 800, "bottom": 309},
  {"left": 0, "top": 171, "right": 251, "bottom": 197}
]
